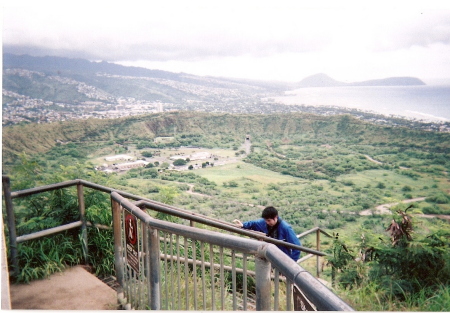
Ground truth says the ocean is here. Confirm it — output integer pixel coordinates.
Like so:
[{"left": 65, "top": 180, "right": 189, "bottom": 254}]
[{"left": 273, "top": 85, "right": 450, "bottom": 122}]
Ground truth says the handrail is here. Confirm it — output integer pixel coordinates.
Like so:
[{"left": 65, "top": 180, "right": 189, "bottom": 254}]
[
  {"left": 112, "top": 192, "right": 353, "bottom": 311},
  {"left": 9, "top": 179, "right": 80, "bottom": 198},
  {"left": 5, "top": 177, "right": 325, "bottom": 257},
  {"left": 16, "top": 221, "right": 83, "bottom": 243},
  {"left": 136, "top": 199, "right": 326, "bottom": 256},
  {"left": 3, "top": 176, "right": 353, "bottom": 310},
  {"left": 298, "top": 226, "right": 333, "bottom": 239},
  {"left": 264, "top": 244, "right": 352, "bottom": 311},
  {"left": 9, "top": 178, "right": 238, "bottom": 227}
]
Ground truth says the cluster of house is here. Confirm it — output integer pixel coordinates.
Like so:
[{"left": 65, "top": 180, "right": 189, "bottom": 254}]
[
  {"left": 97, "top": 151, "right": 215, "bottom": 173},
  {"left": 95, "top": 154, "right": 149, "bottom": 172},
  {"left": 169, "top": 151, "right": 212, "bottom": 161}
]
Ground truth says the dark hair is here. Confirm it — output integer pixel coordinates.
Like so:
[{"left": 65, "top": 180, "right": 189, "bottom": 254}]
[{"left": 262, "top": 206, "right": 278, "bottom": 219}]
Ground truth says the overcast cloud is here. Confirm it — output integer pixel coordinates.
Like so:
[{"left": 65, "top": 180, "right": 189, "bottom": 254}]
[{"left": 3, "top": 0, "right": 450, "bottom": 83}]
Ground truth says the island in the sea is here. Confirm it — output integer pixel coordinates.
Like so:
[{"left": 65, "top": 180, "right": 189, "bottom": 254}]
[{"left": 296, "top": 73, "right": 426, "bottom": 88}]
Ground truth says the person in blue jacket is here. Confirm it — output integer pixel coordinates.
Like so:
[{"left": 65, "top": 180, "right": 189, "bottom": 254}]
[{"left": 233, "top": 206, "right": 301, "bottom": 261}]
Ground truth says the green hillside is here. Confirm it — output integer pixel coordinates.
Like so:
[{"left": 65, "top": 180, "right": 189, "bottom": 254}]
[
  {"left": 3, "top": 111, "right": 449, "bottom": 222},
  {"left": 3, "top": 111, "right": 450, "bottom": 310},
  {"left": 3, "top": 111, "right": 449, "bottom": 164}
]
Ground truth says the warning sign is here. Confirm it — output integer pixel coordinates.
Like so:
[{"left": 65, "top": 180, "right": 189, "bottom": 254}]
[{"left": 125, "top": 213, "right": 139, "bottom": 273}]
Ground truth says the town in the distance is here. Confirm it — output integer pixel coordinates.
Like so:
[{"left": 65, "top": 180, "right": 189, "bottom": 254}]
[{"left": 3, "top": 54, "right": 450, "bottom": 133}]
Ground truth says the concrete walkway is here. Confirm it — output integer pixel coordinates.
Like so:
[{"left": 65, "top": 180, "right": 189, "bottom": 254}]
[{"left": 9, "top": 266, "right": 119, "bottom": 310}]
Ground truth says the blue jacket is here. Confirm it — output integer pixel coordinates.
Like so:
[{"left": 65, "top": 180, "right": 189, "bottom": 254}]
[{"left": 242, "top": 218, "right": 301, "bottom": 261}]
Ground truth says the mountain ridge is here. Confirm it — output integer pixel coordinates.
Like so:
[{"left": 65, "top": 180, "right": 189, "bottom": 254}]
[
  {"left": 4, "top": 53, "right": 426, "bottom": 87},
  {"left": 3, "top": 53, "right": 182, "bottom": 80}
]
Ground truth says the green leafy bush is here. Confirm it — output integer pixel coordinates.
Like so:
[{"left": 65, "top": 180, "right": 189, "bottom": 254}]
[
  {"left": 426, "top": 192, "right": 450, "bottom": 204},
  {"left": 329, "top": 210, "right": 450, "bottom": 310}
]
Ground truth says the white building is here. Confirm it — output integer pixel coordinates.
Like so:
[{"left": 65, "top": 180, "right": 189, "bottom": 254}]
[
  {"left": 170, "top": 151, "right": 211, "bottom": 161},
  {"left": 105, "top": 154, "right": 134, "bottom": 162},
  {"left": 191, "top": 152, "right": 211, "bottom": 160},
  {"left": 113, "top": 160, "right": 149, "bottom": 170}
]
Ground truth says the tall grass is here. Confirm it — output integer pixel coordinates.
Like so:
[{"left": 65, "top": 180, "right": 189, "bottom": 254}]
[{"left": 337, "top": 281, "right": 450, "bottom": 311}]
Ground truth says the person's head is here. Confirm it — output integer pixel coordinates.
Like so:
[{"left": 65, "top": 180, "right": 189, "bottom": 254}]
[{"left": 262, "top": 206, "right": 278, "bottom": 227}]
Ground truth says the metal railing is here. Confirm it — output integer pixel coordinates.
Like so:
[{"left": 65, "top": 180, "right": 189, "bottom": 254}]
[
  {"left": 112, "top": 192, "right": 352, "bottom": 310},
  {"left": 2, "top": 176, "right": 353, "bottom": 310},
  {"left": 297, "top": 227, "right": 334, "bottom": 278}
]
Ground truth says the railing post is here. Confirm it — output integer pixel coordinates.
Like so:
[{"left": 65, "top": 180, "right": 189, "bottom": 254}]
[
  {"left": 77, "top": 183, "right": 88, "bottom": 264},
  {"left": 2, "top": 176, "right": 19, "bottom": 278},
  {"left": 316, "top": 228, "right": 321, "bottom": 278},
  {"left": 148, "top": 226, "right": 161, "bottom": 310},
  {"left": 112, "top": 198, "right": 124, "bottom": 292},
  {"left": 255, "top": 255, "right": 271, "bottom": 311}
]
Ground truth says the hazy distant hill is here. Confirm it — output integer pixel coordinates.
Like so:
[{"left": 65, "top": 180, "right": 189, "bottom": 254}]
[
  {"left": 2, "top": 53, "right": 287, "bottom": 91},
  {"left": 296, "top": 73, "right": 347, "bottom": 87},
  {"left": 3, "top": 53, "right": 187, "bottom": 80},
  {"left": 297, "top": 73, "right": 426, "bottom": 88},
  {"left": 351, "top": 76, "right": 426, "bottom": 86},
  {"left": 2, "top": 53, "right": 289, "bottom": 116}
]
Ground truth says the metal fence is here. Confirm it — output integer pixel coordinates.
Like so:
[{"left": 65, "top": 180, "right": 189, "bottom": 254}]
[
  {"left": 2, "top": 177, "right": 353, "bottom": 310},
  {"left": 111, "top": 192, "right": 352, "bottom": 311}
]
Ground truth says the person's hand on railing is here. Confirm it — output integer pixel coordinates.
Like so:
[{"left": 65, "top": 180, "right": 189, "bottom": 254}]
[{"left": 232, "top": 219, "right": 243, "bottom": 227}]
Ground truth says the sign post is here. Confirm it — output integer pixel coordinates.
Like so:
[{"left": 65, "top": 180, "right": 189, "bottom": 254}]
[{"left": 125, "top": 213, "right": 140, "bottom": 273}]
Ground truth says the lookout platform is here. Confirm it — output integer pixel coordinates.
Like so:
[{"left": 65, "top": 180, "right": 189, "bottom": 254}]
[{"left": 7, "top": 266, "right": 118, "bottom": 310}]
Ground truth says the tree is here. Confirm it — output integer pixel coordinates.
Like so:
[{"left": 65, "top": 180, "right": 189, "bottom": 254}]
[
  {"left": 173, "top": 159, "right": 187, "bottom": 166},
  {"left": 155, "top": 186, "right": 180, "bottom": 223}
]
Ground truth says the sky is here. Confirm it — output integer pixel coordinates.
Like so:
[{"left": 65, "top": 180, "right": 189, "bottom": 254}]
[{"left": 3, "top": 0, "right": 450, "bottom": 84}]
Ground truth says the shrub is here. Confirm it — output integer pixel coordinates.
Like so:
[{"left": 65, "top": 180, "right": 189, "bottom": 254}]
[
  {"left": 426, "top": 193, "right": 450, "bottom": 204},
  {"left": 331, "top": 210, "right": 450, "bottom": 308},
  {"left": 402, "top": 185, "right": 412, "bottom": 192},
  {"left": 422, "top": 205, "right": 444, "bottom": 214},
  {"left": 141, "top": 151, "right": 153, "bottom": 157}
]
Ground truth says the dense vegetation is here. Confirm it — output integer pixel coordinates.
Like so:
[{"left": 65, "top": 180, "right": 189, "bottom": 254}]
[{"left": 2, "top": 111, "right": 450, "bottom": 310}]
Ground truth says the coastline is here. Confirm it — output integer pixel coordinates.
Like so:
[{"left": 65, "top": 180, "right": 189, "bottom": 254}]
[{"left": 273, "top": 85, "right": 450, "bottom": 124}]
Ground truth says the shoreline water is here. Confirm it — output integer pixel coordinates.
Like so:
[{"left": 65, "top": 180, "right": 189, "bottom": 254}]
[{"left": 274, "top": 85, "right": 450, "bottom": 123}]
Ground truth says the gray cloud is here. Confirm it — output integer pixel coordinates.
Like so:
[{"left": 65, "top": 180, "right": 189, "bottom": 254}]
[
  {"left": 3, "top": 1, "right": 450, "bottom": 81},
  {"left": 4, "top": 27, "right": 331, "bottom": 63},
  {"left": 2, "top": 1, "right": 336, "bottom": 62},
  {"left": 369, "top": 11, "right": 450, "bottom": 51}
]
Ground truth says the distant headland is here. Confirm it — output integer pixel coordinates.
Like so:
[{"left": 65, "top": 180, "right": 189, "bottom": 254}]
[{"left": 296, "top": 73, "right": 426, "bottom": 88}]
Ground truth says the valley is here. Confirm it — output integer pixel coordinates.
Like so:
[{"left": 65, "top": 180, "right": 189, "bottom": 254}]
[
  {"left": 4, "top": 111, "right": 448, "bottom": 229},
  {"left": 3, "top": 111, "right": 450, "bottom": 311}
]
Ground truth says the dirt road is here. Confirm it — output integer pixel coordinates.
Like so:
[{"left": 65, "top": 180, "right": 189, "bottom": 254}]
[{"left": 360, "top": 197, "right": 426, "bottom": 216}]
